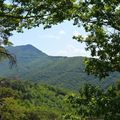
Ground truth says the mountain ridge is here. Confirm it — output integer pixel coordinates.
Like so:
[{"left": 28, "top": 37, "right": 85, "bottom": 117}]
[
  {"left": 6, "top": 44, "right": 48, "bottom": 58},
  {"left": 0, "top": 44, "right": 120, "bottom": 90}
]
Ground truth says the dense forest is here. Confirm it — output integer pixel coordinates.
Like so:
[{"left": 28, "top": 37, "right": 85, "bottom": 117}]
[
  {"left": 0, "top": 78, "right": 120, "bottom": 120},
  {"left": 0, "top": 78, "right": 70, "bottom": 120}
]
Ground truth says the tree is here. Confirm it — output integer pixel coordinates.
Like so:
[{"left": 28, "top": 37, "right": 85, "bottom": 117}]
[
  {"left": 0, "top": 0, "right": 75, "bottom": 63},
  {"left": 66, "top": 84, "right": 120, "bottom": 120},
  {"left": 0, "top": 0, "right": 74, "bottom": 42},
  {"left": 72, "top": 0, "right": 120, "bottom": 78},
  {"left": 0, "top": 0, "right": 120, "bottom": 78}
]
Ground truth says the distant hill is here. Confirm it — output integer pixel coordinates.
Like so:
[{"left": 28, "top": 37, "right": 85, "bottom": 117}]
[{"left": 0, "top": 44, "right": 120, "bottom": 90}]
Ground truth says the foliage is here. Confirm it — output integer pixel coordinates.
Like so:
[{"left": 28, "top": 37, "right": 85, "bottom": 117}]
[
  {"left": 1, "top": 78, "right": 120, "bottom": 120},
  {"left": 0, "top": 46, "right": 16, "bottom": 66},
  {"left": 71, "top": 0, "right": 120, "bottom": 78},
  {"left": 0, "top": 0, "right": 75, "bottom": 62},
  {"left": 0, "top": 78, "right": 71, "bottom": 120},
  {"left": 66, "top": 83, "right": 120, "bottom": 120}
]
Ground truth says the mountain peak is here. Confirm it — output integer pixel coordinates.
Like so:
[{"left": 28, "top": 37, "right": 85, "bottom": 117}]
[
  {"left": 7, "top": 44, "right": 48, "bottom": 57},
  {"left": 21, "top": 44, "right": 33, "bottom": 47},
  {"left": 21, "top": 44, "right": 36, "bottom": 48}
]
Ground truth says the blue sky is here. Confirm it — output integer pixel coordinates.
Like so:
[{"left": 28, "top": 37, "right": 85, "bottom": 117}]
[{"left": 10, "top": 21, "right": 90, "bottom": 57}]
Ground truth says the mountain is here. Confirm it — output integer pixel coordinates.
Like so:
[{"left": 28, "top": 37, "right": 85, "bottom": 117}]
[{"left": 0, "top": 45, "right": 120, "bottom": 90}]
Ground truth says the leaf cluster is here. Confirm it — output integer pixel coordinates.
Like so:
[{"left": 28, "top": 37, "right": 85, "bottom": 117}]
[{"left": 66, "top": 83, "right": 120, "bottom": 119}]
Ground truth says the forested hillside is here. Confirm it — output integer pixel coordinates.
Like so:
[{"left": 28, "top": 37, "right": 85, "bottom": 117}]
[
  {"left": 0, "top": 78, "right": 71, "bottom": 120},
  {"left": 0, "top": 45, "right": 120, "bottom": 90},
  {"left": 1, "top": 78, "right": 120, "bottom": 120}
]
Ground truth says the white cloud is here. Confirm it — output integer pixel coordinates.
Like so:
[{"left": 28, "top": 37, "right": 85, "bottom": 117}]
[
  {"left": 55, "top": 45, "right": 90, "bottom": 57},
  {"left": 59, "top": 30, "right": 66, "bottom": 35},
  {"left": 39, "top": 35, "right": 60, "bottom": 40}
]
